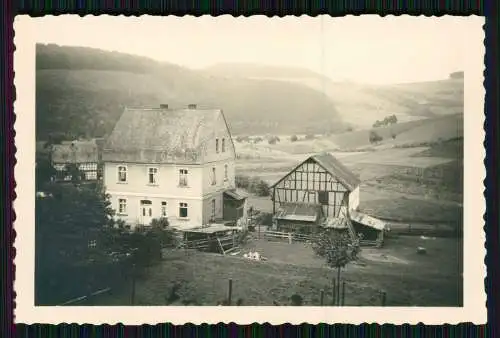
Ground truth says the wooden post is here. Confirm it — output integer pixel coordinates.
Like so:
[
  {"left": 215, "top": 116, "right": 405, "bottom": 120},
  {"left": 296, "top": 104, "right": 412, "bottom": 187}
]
[
  {"left": 332, "top": 278, "right": 336, "bottom": 306},
  {"left": 288, "top": 233, "right": 292, "bottom": 244},
  {"left": 341, "top": 281, "right": 346, "bottom": 306},
  {"left": 320, "top": 289, "right": 324, "bottom": 306},
  {"left": 228, "top": 279, "right": 233, "bottom": 305},
  {"left": 131, "top": 264, "right": 136, "bottom": 305},
  {"left": 336, "top": 268, "right": 341, "bottom": 306},
  {"left": 380, "top": 290, "right": 386, "bottom": 306}
]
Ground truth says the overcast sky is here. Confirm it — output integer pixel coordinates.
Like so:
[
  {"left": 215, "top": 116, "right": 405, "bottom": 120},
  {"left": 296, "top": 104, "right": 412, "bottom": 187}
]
[{"left": 33, "top": 15, "right": 477, "bottom": 84}]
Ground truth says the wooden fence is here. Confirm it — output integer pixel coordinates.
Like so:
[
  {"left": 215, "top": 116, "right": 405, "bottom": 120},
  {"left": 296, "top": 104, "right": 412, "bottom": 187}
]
[
  {"left": 263, "top": 231, "right": 316, "bottom": 243},
  {"left": 263, "top": 230, "right": 383, "bottom": 247},
  {"left": 183, "top": 234, "right": 239, "bottom": 254}
]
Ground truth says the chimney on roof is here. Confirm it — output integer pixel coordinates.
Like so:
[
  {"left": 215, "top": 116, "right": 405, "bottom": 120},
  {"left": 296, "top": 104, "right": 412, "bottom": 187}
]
[
  {"left": 188, "top": 104, "right": 197, "bottom": 109},
  {"left": 160, "top": 104, "right": 169, "bottom": 109}
]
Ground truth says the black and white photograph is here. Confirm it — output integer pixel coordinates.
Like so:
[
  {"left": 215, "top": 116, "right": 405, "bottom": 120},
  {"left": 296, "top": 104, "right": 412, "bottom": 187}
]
[{"left": 14, "top": 15, "right": 485, "bottom": 324}]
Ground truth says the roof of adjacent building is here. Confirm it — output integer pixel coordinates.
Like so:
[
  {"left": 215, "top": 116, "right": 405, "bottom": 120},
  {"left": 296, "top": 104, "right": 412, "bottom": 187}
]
[
  {"left": 224, "top": 188, "right": 249, "bottom": 201},
  {"left": 274, "top": 202, "right": 323, "bottom": 223},
  {"left": 102, "top": 107, "right": 227, "bottom": 164},
  {"left": 51, "top": 139, "right": 101, "bottom": 164},
  {"left": 350, "top": 210, "right": 386, "bottom": 231},
  {"left": 322, "top": 216, "right": 349, "bottom": 229},
  {"left": 271, "top": 152, "right": 360, "bottom": 191}
]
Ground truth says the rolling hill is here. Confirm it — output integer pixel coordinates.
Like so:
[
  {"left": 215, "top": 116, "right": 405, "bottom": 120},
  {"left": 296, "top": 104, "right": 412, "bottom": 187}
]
[
  {"left": 36, "top": 44, "right": 345, "bottom": 140},
  {"left": 204, "top": 63, "right": 464, "bottom": 129},
  {"left": 36, "top": 44, "right": 464, "bottom": 141},
  {"left": 329, "top": 113, "right": 463, "bottom": 150},
  {"left": 237, "top": 113, "right": 464, "bottom": 156}
]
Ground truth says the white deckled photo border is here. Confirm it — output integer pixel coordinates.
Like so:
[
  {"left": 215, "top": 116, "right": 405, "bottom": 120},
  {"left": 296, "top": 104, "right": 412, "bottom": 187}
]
[{"left": 13, "top": 14, "right": 487, "bottom": 325}]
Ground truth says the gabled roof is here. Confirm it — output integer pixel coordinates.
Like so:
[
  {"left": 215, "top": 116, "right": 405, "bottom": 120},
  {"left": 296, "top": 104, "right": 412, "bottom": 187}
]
[
  {"left": 274, "top": 202, "right": 323, "bottom": 222},
  {"left": 271, "top": 152, "right": 361, "bottom": 191},
  {"left": 102, "top": 107, "right": 225, "bottom": 164},
  {"left": 51, "top": 140, "right": 100, "bottom": 163},
  {"left": 311, "top": 152, "right": 361, "bottom": 191}
]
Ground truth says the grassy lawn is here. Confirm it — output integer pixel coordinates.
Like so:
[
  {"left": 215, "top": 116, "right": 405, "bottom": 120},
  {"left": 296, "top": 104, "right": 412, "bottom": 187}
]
[
  {"left": 92, "top": 236, "right": 462, "bottom": 307},
  {"left": 359, "top": 197, "right": 462, "bottom": 225}
]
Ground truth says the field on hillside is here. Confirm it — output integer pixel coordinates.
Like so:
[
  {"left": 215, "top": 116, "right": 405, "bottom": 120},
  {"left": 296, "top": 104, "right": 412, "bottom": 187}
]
[
  {"left": 93, "top": 235, "right": 462, "bottom": 306},
  {"left": 234, "top": 114, "right": 463, "bottom": 157}
]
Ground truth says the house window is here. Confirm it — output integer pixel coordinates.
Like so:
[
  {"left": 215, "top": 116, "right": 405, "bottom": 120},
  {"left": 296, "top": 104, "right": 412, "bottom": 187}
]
[
  {"left": 212, "top": 167, "right": 217, "bottom": 185},
  {"left": 318, "top": 191, "right": 329, "bottom": 205},
  {"left": 216, "top": 138, "right": 219, "bottom": 153},
  {"left": 224, "top": 164, "right": 228, "bottom": 181},
  {"left": 222, "top": 138, "right": 226, "bottom": 152},
  {"left": 161, "top": 201, "right": 168, "bottom": 217},
  {"left": 88, "top": 240, "right": 97, "bottom": 249},
  {"left": 179, "top": 169, "right": 188, "bottom": 187},
  {"left": 117, "top": 165, "right": 127, "bottom": 183},
  {"left": 179, "top": 202, "right": 188, "bottom": 218},
  {"left": 118, "top": 198, "right": 127, "bottom": 214},
  {"left": 148, "top": 167, "right": 158, "bottom": 185}
]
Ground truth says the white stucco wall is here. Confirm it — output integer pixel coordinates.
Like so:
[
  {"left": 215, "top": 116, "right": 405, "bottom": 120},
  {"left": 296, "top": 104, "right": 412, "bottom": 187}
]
[
  {"left": 349, "top": 186, "right": 360, "bottom": 211},
  {"left": 103, "top": 111, "right": 238, "bottom": 229}
]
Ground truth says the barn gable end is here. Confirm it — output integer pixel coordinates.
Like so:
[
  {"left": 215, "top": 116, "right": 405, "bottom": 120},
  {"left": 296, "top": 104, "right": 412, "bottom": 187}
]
[{"left": 271, "top": 153, "right": 360, "bottom": 219}]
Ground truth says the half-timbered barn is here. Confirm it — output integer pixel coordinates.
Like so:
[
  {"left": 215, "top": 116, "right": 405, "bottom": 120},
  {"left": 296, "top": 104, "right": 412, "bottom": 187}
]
[
  {"left": 270, "top": 152, "right": 361, "bottom": 233},
  {"left": 51, "top": 139, "right": 104, "bottom": 182}
]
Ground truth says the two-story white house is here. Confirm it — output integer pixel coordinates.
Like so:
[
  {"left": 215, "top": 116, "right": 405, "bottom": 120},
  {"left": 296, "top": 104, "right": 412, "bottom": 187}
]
[{"left": 102, "top": 104, "right": 247, "bottom": 229}]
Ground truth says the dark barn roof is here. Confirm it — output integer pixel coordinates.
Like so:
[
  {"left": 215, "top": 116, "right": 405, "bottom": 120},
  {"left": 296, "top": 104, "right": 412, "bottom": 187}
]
[
  {"left": 51, "top": 140, "right": 100, "bottom": 164},
  {"left": 102, "top": 107, "right": 223, "bottom": 164},
  {"left": 271, "top": 152, "right": 361, "bottom": 191}
]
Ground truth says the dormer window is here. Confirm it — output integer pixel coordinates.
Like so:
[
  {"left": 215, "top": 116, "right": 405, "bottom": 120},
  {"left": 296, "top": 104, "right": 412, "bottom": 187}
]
[
  {"left": 216, "top": 138, "right": 219, "bottom": 153},
  {"left": 222, "top": 138, "right": 226, "bottom": 152}
]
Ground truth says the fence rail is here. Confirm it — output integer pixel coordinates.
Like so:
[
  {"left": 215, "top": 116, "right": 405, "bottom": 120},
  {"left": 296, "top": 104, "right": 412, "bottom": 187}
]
[
  {"left": 263, "top": 231, "right": 383, "bottom": 247},
  {"left": 183, "top": 234, "right": 238, "bottom": 253},
  {"left": 263, "top": 231, "right": 316, "bottom": 243}
]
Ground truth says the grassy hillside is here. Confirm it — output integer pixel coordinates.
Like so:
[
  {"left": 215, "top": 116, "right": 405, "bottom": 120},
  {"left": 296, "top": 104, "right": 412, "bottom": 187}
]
[
  {"left": 329, "top": 113, "right": 463, "bottom": 150},
  {"left": 36, "top": 44, "right": 345, "bottom": 140},
  {"left": 253, "top": 113, "right": 463, "bottom": 155},
  {"left": 204, "top": 63, "right": 464, "bottom": 129}
]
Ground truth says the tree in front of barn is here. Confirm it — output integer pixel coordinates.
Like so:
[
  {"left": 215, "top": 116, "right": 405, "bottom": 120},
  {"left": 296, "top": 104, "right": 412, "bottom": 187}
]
[{"left": 310, "top": 228, "right": 360, "bottom": 306}]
